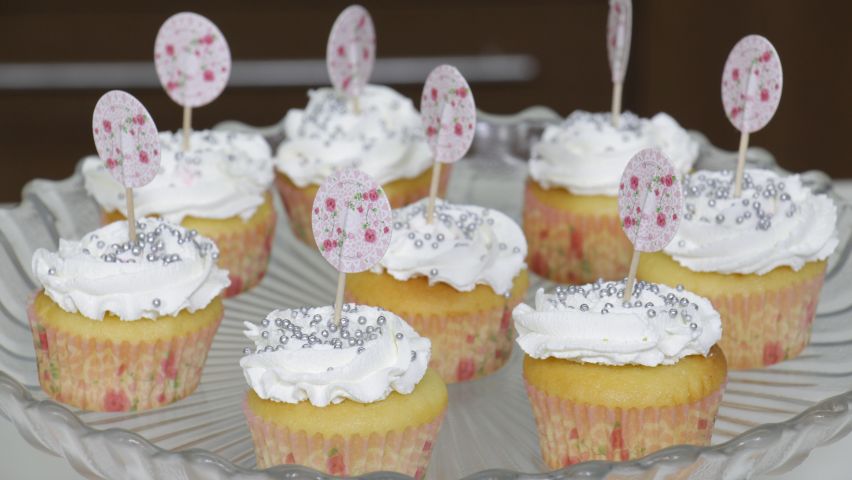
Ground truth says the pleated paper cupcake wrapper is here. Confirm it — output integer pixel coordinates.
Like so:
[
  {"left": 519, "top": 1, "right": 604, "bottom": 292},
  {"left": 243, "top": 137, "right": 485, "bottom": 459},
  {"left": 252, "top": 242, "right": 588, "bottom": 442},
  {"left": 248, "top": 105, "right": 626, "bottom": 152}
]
[
  {"left": 244, "top": 401, "right": 445, "bottom": 478},
  {"left": 275, "top": 167, "right": 451, "bottom": 246},
  {"left": 100, "top": 206, "right": 276, "bottom": 298},
  {"left": 345, "top": 291, "right": 523, "bottom": 384},
  {"left": 525, "top": 381, "right": 724, "bottom": 468},
  {"left": 709, "top": 267, "right": 825, "bottom": 370},
  {"left": 29, "top": 304, "right": 222, "bottom": 412},
  {"left": 209, "top": 204, "right": 277, "bottom": 297},
  {"left": 523, "top": 185, "right": 632, "bottom": 284}
]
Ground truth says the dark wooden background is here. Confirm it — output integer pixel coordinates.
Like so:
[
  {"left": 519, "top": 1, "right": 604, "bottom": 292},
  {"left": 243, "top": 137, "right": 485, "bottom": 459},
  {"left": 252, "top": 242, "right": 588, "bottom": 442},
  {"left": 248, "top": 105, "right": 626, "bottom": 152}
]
[{"left": 1, "top": 1, "right": 850, "bottom": 202}]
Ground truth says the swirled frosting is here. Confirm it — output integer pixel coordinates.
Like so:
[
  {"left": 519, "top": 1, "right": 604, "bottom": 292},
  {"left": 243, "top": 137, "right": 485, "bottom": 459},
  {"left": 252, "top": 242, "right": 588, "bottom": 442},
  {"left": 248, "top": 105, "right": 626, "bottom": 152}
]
[
  {"left": 530, "top": 111, "right": 699, "bottom": 196},
  {"left": 240, "top": 304, "right": 430, "bottom": 407},
  {"left": 513, "top": 281, "right": 722, "bottom": 366},
  {"left": 275, "top": 84, "right": 433, "bottom": 187},
  {"left": 82, "top": 130, "right": 274, "bottom": 223},
  {"left": 32, "top": 218, "right": 229, "bottom": 321},
  {"left": 665, "top": 169, "right": 838, "bottom": 275},
  {"left": 373, "top": 199, "right": 527, "bottom": 295}
]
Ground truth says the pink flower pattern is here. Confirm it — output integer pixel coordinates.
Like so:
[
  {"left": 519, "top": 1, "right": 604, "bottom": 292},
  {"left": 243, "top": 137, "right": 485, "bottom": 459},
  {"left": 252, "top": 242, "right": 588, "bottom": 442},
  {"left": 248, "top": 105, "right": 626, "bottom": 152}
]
[
  {"left": 617, "top": 148, "right": 683, "bottom": 252},
  {"left": 92, "top": 91, "right": 160, "bottom": 188},
  {"left": 721, "top": 35, "right": 782, "bottom": 133},
  {"left": 326, "top": 5, "right": 375, "bottom": 97},
  {"left": 155, "top": 13, "right": 230, "bottom": 108},
  {"left": 420, "top": 65, "right": 476, "bottom": 164},
  {"left": 311, "top": 169, "right": 392, "bottom": 273}
]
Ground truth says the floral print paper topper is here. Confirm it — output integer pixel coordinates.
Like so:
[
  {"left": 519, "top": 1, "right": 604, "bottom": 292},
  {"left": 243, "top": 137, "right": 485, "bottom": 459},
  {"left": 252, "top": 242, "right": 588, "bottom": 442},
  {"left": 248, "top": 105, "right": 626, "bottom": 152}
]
[
  {"left": 420, "top": 65, "right": 476, "bottom": 164},
  {"left": 312, "top": 169, "right": 392, "bottom": 273},
  {"left": 721, "top": 35, "right": 783, "bottom": 133},
  {"left": 326, "top": 5, "right": 376, "bottom": 99},
  {"left": 607, "top": 0, "right": 632, "bottom": 84},
  {"left": 617, "top": 148, "right": 683, "bottom": 252},
  {"left": 154, "top": 12, "right": 231, "bottom": 108},
  {"left": 92, "top": 91, "right": 161, "bottom": 189}
]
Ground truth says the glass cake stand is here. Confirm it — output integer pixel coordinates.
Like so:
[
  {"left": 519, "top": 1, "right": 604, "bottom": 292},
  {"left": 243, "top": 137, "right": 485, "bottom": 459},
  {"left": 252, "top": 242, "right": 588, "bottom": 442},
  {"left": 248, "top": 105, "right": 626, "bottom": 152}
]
[{"left": 1, "top": 107, "right": 851, "bottom": 479}]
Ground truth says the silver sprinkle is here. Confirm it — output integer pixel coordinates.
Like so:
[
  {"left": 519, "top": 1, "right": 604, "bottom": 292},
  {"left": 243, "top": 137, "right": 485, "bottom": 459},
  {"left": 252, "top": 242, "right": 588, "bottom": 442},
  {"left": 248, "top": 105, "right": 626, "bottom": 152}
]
[
  {"left": 411, "top": 350, "right": 417, "bottom": 361},
  {"left": 377, "top": 315, "right": 386, "bottom": 325},
  {"left": 152, "top": 298, "right": 161, "bottom": 307},
  {"left": 414, "top": 239, "right": 423, "bottom": 248},
  {"left": 395, "top": 332, "right": 404, "bottom": 340},
  {"left": 48, "top": 268, "right": 56, "bottom": 275},
  {"left": 408, "top": 232, "right": 416, "bottom": 240},
  {"left": 261, "top": 319, "right": 270, "bottom": 327},
  {"left": 243, "top": 347, "right": 251, "bottom": 355},
  {"left": 430, "top": 268, "right": 438, "bottom": 276},
  {"left": 358, "top": 316, "right": 367, "bottom": 325},
  {"left": 261, "top": 331, "right": 269, "bottom": 338},
  {"left": 647, "top": 309, "right": 657, "bottom": 318},
  {"left": 279, "top": 335, "right": 288, "bottom": 344},
  {"left": 579, "top": 304, "right": 589, "bottom": 312},
  {"left": 437, "top": 233, "right": 445, "bottom": 241},
  {"left": 690, "top": 323, "right": 698, "bottom": 330},
  {"left": 679, "top": 298, "right": 689, "bottom": 307},
  {"left": 357, "top": 346, "right": 365, "bottom": 354},
  {"left": 676, "top": 284, "right": 685, "bottom": 292},
  {"left": 715, "top": 214, "right": 725, "bottom": 224}
]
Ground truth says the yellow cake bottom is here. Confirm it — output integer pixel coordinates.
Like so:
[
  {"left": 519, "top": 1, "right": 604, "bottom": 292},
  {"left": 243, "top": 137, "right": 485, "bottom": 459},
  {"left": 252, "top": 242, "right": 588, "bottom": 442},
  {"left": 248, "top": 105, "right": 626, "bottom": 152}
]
[
  {"left": 524, "top": 346, "right": 727, "bottom": 467},
  {"left": 244, "top": 369, "right": 447, "bottom": 477},
  {"left": 102, "top": 191, "right": 276, "bottom": 297},
  {"left": 523, "top": 179, "right": 632, "bottom": 284},
  {"left": 637, "top": 252, "right": 826, "bottom": 369},
  {"left": 29, "top": 291, "right": 223, "bottom": 412},
  {"left": 345, "top": 270, "right": 529, "bottom": 383},
  {"left": 275, "top": 165, "right": 450, "bottom": 246}
]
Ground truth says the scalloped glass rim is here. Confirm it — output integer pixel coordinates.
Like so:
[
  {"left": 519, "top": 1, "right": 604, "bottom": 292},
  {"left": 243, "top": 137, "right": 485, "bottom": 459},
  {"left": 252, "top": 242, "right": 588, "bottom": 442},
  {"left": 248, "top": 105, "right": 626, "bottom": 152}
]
[{"left": 0, "top": 106, "right": 851, "bottom": 479}]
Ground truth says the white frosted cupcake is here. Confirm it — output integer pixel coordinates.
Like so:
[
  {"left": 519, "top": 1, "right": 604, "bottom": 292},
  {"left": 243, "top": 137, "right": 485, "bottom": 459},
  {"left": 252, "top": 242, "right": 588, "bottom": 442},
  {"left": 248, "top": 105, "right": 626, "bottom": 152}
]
[
  {"left": 275, "top": 85, "right": 447, "bottom": 244},
  {"left": 345, "top": 199, "right": 529, "bottom": 383},
  {"left": 241, "top": 304, "right": 447, "bottom": 477},
  {"left": 82, "top": 130, "right": 276, "bottom": 296},
  {"left": 638, "top": 168, "right": 838, "bottom": 368},
  {"left": 524, "top": 111, "right": 698, "bottom": 284},
  {"left": 29, "top": 218, "right": 229, "bottom": 411},
  {"left": 515, "top": 280, "right": 727, "bottom": 467}
]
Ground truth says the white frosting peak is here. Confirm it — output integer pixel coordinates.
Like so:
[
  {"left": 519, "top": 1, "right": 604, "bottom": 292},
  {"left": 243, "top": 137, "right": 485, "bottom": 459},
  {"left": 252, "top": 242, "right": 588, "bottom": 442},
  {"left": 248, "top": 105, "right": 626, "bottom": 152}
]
[
  {"left": 32, "top": 218, "right": 229, "bottom": 321},
  {"left": 275, "top": 84, "right": 433, "bottom": 187},
  {"left": 240, "top": 305, "right": 430, "bottom": 407},
  {"left": 374, "top": 199, "right": 527, "bottom": 295},
  {"left": 530, "top": 111, "right": 699, "bottom": 196},
  {"left": 83, "top": 130, "right": 274, "bottom": 223},
  {"left": 513, "top": 281, "right": 721, "bottom": 366},
  {"left": 665, "top": 169, "right": 838, "bottom": 275}
]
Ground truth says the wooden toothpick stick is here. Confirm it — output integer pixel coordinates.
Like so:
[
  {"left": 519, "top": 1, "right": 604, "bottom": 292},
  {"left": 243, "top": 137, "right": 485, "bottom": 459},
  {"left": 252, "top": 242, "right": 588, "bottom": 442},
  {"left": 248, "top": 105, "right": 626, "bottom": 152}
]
[
  {"left": 624, "top": 248, "right": 640, "bottom": 302},
  {"left": 182, "top": 105, "right": 192, "bottom": 152},
  {"left": 733, "top": 131, "right": 749, "bottom": 197},
  {"left": 425, "top": 162, "right": 443, "bottom": 224}
]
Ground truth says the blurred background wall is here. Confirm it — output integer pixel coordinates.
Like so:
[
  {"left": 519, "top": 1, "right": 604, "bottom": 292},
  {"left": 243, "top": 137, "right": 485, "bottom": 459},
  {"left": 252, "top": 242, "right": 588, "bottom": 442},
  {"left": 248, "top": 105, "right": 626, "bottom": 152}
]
[{"left": 0, "top": 0, "right": 850, "bottom": 202}]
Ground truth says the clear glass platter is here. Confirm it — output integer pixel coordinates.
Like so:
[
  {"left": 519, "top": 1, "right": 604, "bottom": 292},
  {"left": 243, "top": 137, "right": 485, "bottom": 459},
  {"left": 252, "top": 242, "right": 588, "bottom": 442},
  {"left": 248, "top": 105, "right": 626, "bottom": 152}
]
[{"left": 1, "top": 107, "right": 852, "bottom": 479}]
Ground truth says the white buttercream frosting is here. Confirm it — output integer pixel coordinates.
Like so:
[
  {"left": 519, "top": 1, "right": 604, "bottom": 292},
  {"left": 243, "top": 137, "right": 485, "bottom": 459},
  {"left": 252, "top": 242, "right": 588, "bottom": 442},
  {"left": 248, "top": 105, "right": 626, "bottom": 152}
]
[
  {"left": 275, "top": 84, "right": 433, "bottom": 187},
  {"left": 513, "top": 281, "right": 721, "bottom": 366},
  {"left": 82, "top": 130, "right": 274, "bottom": 223},
  {"left": 529, "top": 111, "right": 699, "bottom": 196},
  {"left": 240, "top": 304, "right": 430, "bottom": 407},
  {"left": 32, "top": 218, "right": 229, "bottom": 321},
  {"left": 373, "top": 199, "right": 527, "bottom": 295},
  {"left": 665, "top": 169, "right": 838, "bottom": 275}
]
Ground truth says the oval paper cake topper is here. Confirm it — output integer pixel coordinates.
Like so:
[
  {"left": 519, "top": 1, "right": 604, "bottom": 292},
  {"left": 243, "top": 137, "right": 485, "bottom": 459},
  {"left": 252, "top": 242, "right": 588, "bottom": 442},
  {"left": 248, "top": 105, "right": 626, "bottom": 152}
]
[
  {"left": 722, "top": 35, "right": 783, "bottom": 134},
  {"left": 327, "top": 5, "right": 376, "bottom": 98},
  {"left": 420, "top": 65, "right": 476, "bottom": 164},
  {"left": 607, "top": 0, "right": 632, "bottom": 84},
  {"left": 618, "top": 148, "right": 683, "bottom": 253},
  {"left": 154, "top": 12, "right": 231, "bottom": 108},
  {"left": 312, "top": 169, "right": 392, "bottom": 273},
  {"left": 92, "top": 91, "right": 161, "bottom": 189}
]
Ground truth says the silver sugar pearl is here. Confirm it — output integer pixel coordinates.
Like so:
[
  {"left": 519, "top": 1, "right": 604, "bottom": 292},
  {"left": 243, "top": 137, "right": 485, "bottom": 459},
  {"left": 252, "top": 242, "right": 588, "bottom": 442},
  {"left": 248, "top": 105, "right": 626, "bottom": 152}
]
[
  {"left": 243, "top": 347, "right": 252, "bottom": 355},
  {"left": 48, "top": 268, "right": 56, "bottom": 275},
  {"left": 279, "top": 335, "right": 288, "bottom": 344},
  {"left": 715, "top": 214, "right": 725, "bottom": 224},
  {"left": 676, "top": 284, "right": 685, "bottom": 292},
  {"left": 437, "top": 233, "right": 445, "bottom": 241},
  {"left": 261, "top": 331, "right": 269, "bottom": 338},
  {"left": 679, "top": 298, "right": 689, "bottom": 307},
  {"left": 430, "top": 268, "right": 438, "bottom": 276},
  {"left": 579, "top": 304, "right": 589, "bottom": 312},
  {"left": 152, "top": 298, "right": 161, "bottom": 307},
  {"left": 414, "top": 239, "right": 423, "bottom": 248},
  {"left": 669, "top": 308, "right": 678, "bottom": 318},
  {"left": 395, "top": 332, "right": 404, "bottom": 340},
  {"left": 408, "top": 232, "right": 416, "bottom": 240},
  {"left": 358, "top": 316, "right": 367, "bottom": 325},
  {"left": 377, "top": 315, "right": 386, "bottom": 325},
  {"left": 690, "top": 323, "right": 699, "bottom": 330},
  {"left": 647, "top": 309, "right": 657, "bottom": 318},
  {"left": 261, "top": 319, "right": 270, "bottom": 327}
]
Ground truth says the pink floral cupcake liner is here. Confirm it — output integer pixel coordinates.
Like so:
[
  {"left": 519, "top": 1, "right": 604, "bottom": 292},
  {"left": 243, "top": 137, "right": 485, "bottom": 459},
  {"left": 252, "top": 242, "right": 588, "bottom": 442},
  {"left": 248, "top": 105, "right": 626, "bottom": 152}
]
[
  {"left": 275, "top": 167, "right": 451, "bottom": 246},
  {"left": 244, "top": 400, "right": 444, "bottom": 478},
  {"left": 526, "top": 382, "right": 724, "bottom": 468},
  {"left": 209, "top": 205, "right": 277, "bottom": 297},
  {"left": 707, "top": 268, "right": 825, "bottom": 370},
  {"left": 346, "top": 289, "right": 524, "bottom": 384},
  {"left": 29, "top": 301, "right": 222, "bottom": 412},
  {"left": 523, "top": 184, "right": 632, "bottom": 284}
]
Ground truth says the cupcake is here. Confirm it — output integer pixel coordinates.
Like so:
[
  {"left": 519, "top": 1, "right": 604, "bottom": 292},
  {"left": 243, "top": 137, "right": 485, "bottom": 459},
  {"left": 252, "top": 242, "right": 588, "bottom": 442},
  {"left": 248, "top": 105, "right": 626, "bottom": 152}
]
[
  {"left": 637, "top": 169, "right": 838, "bottom": 369},
  {"left": 275, "top": 85, "right": 449, "bottom": 245},
  {"left": 345, "top": 199, "right": 528, "bottom": 383},
  {"left": 82, "top": 129, "right": 276, "bottom": 297},
  {"left": 524, "top": 111, "right": 698, "bottom": 283},
  {"left": 514, "top": 280, "right": 726, "bottom": 467},
  {"left": 241, "top": 304, "right": 447, "bottom": 477},
  {"left": 29, "top": 218, "right": 229, "bottom": 412}
]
